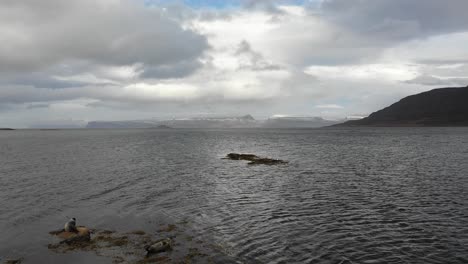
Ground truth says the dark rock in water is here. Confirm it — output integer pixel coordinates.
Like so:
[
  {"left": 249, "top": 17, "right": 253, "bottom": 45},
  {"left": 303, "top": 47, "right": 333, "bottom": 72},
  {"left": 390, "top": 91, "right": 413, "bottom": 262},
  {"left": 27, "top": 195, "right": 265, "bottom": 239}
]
[
  {"left": 225, "top": 153, "right": 259, "bottom": 161},
  {"left": 47, "top": 224, "right": 225, "bottom": 263},
  {"left": 49, "top": 226, "right": 91, "bottom": 245},
  {"left": 4, "top": 259, "right": 23, "bottom": 264},
  {"left": 144, "top": 238, "right": 173, "bottom": 255},
  {"left": 60, "top": 233, "right": 91, "bottom": 245},
  {"left": 223, "top": 153, "right": 288, "bottom": 165},
  {"left": 247, "top": 158, "right": 288, "bottom": 165}
]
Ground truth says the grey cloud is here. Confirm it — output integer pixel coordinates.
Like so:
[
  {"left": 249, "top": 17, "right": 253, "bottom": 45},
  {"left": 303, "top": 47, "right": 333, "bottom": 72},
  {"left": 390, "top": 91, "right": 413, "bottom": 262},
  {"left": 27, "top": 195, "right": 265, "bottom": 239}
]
[
  {"left": 405, "top": 75, "right": 468, "bottom": 86},
  {"left": 197, "top": 10, "right": 234, "bottom": 21},
  {"left": 405, "top": 75, "right": 452, "bottom": 86},
  {"left": 279, "top": 70, "right": 322, "bottom": 97},
  {"left": 158, "top": 2, "right": 233, "bottom": 22},
  {"left": 0, "top": 85, "right": 84, "bottom": 104},
  {"left": 140, "top": 60, "right": 203, "bottom": 79},
  {"left": 0, "top": 0, "right": 208, "bottom": 73},
  {"left": 242, "top": 0, "right": 284, "bottom": 14},
  {"left": 0, "top": 73, "right": 88, "bottom": 89},
  {"left": 26, "top": 103, "right": 50, "bottom": 109},
  {"left": 417, "top": 59, "right": 468, "bottom": 65},
  {"left": 320, "top": 0, "right": 468, "bottom": 40},
  {"left": 235, "top": 41, "right": 283, "bottom": 71},
  {"left": 280, "top": 0, "right": 468, "bottom": 67}
]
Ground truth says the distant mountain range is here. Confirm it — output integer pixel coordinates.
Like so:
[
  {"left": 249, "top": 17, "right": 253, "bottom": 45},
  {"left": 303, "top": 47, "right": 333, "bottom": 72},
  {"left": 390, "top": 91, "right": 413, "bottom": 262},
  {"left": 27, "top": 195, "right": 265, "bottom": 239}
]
[
  {"left": 86, "top": 115, "right": 340, "bottom": 129},
  {"left": 262, "top": 116, "right": 339, "bottom": 128},
  {"left": 336, "top": 85, "right": 468, "bottom": 127}
]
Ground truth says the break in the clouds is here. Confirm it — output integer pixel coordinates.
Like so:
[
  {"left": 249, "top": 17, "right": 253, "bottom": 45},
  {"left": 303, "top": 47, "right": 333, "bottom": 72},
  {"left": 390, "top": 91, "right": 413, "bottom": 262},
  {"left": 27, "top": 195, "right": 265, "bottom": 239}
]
[{"left": 0, "top": 0, "right": 467, "bottom": 127}]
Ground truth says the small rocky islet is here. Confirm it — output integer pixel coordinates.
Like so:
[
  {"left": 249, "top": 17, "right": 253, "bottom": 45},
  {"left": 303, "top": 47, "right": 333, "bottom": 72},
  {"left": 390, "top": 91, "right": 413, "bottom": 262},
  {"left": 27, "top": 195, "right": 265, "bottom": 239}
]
[
  {"left": 3, "top": 259, "right": 22, "bottom": 264},
  {"left": 223, "top": 153, "right": 288, "bottom": 165},
  {"left": 46, "top": 219, "right": 222, "bottom": 264}
]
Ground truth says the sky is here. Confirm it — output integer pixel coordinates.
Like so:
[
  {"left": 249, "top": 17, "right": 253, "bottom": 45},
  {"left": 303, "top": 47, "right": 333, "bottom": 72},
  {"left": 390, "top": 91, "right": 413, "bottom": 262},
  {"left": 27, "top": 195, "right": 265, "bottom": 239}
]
[{"left": 1, "top": 0, "right": 468, "bottom": 128}]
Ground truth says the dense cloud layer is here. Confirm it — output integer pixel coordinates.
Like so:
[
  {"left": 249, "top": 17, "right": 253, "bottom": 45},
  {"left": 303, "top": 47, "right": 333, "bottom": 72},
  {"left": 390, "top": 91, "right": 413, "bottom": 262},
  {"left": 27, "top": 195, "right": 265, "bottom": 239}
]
[
  {"left": 321, "top": 0, "right": 468, "bottom": 39},
  {"left": 0, "top": 0, "right": 467, "bottom": 127},
  {"left": 0, "top": 0, "right": 208, "bottom": 72}
]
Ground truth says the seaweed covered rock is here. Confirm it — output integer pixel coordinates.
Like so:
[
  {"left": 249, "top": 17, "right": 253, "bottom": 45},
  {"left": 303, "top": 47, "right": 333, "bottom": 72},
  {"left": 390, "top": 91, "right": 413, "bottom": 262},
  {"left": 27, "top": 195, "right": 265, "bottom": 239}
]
[
  {"left": 247, "top": 158, "right": 288, "bottom": 165},
  {"left": 223, "top": 153, "right": 288, "bottom": 165},
  {"left": 47, "top": 223, "right": 222, "bottom": 264},
  {"left": 49, "top": 226, "right": 91, "bottom": 245},
  {"left": 225, "top": 153, "right": 258, "bottom": 161},
  {"left": 4, "top": 259, "right": 23, "bottom": 264}
]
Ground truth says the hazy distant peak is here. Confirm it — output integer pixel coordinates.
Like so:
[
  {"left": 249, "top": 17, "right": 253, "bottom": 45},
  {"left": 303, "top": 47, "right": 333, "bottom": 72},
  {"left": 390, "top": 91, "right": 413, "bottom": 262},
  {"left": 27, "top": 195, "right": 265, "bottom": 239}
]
[
  {"left": 268, "top": 115, "right": 325, "bottom": 121},
  {"left": 86, "top": 114, "right": 341, "bottom": 129},
  {"left": 188, "top": 114, "right": 255, "bottom": 121}
]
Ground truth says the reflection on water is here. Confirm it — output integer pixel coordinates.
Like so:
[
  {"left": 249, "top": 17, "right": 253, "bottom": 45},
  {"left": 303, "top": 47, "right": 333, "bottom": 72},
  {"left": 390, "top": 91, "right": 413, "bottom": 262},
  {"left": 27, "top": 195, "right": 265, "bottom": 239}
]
[{"left": 1, "top": 128, "right": 468, "bottom": 263}]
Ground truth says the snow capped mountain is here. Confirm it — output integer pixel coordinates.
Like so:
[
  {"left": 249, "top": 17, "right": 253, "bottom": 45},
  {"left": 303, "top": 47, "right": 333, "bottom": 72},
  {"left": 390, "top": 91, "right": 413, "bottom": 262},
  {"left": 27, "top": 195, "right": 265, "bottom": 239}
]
[{"left": 86, "top": 114, "right": 340, "bottom": 128}]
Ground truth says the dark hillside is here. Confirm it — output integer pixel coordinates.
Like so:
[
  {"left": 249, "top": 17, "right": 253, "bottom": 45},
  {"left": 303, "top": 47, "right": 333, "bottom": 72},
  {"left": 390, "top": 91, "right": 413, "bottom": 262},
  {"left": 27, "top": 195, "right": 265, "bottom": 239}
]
[{"left": 337, "top": 86, "right": 468, "bottom": 126}]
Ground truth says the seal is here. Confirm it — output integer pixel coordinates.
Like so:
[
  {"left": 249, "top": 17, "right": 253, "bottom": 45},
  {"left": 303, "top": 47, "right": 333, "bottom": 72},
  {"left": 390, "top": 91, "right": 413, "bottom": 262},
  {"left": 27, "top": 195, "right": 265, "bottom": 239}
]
[
  {"left": 144, "top": 238, "right": 172, "bottom": 255},
  {"left": 64, "top": 218, "right": 78, "bottom": 233}
]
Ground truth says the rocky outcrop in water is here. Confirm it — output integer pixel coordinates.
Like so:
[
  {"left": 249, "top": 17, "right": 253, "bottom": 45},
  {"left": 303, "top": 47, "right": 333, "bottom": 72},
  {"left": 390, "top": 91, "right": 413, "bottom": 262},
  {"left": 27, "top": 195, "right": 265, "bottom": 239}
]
[
  {"left": 46, "top": 220, "right": 232, "bottom": 264},
  {"left": 223, "top": 153, "right": 288, "bottom": 165},
  {"left": 4, "top": 259, "right": 22, "bottom": 264},
  {"left": 49, "top": 226, "right": 91, "bottom": 245},
  {"left": 336, "top": 85, "right": 468, "bottom": 127}
]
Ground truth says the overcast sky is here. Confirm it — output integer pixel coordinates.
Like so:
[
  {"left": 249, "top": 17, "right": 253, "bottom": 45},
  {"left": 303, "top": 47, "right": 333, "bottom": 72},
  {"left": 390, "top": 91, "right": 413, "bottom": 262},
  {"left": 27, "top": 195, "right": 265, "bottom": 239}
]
[{"left": 1, "top": 0, "right": 468, "bottom": 128}]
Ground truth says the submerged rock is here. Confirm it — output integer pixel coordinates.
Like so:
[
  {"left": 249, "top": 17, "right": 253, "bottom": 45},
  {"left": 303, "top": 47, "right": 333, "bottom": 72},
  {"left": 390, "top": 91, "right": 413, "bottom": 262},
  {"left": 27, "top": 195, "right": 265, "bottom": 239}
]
[
  {"left": 225, "top": 153, "right": 259, "bottom": 161},
  {"left": 223, "top": 153, "right": 288, "bottom": 165},
  {"left": 247, "top": 158, "right": 288, "bottom": 165},
  {"left": 4, "top": 259, "right": 22, "bottom": 264}
]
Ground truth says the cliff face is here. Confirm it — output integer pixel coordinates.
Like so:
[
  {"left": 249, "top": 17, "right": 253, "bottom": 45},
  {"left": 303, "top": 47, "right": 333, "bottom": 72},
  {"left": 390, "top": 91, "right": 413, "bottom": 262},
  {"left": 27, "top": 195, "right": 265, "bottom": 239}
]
[{"left": 338, "top": 86, "right": 468, "bottom": 126}]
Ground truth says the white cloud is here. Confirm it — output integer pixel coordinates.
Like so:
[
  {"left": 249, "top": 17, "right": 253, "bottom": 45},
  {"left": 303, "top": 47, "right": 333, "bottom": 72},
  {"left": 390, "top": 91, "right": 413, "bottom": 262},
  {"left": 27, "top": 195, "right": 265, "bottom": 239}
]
[
  {"left": 382, "top": 32, "right": 468, "bottom": 64},
  {"left": 121, "top": 83, "right": 201, "bottom": 101},
  {"left": 304, "top": 64, "right": 420, "bottom": 82},
  {"left": 315, "top": 104, "right": 344, "bottom": 109}
]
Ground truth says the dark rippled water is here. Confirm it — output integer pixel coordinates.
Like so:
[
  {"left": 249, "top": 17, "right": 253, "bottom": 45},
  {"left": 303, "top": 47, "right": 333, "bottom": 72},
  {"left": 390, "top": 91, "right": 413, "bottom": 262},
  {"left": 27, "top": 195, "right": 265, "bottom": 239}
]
[{"left": 1, "top": 128, "right": 468, "bottom": 263}]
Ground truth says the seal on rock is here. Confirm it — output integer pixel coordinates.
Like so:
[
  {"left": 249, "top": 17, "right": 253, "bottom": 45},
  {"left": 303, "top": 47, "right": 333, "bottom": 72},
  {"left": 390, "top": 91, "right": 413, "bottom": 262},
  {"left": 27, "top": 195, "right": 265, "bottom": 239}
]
[
  {"left": 144, "top": 238, "right": 173, "bottom": 255},
  {"left": 64, "top": 218, "right": 78, "bottom": 233}
]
